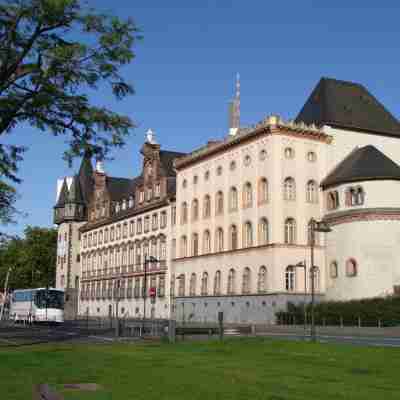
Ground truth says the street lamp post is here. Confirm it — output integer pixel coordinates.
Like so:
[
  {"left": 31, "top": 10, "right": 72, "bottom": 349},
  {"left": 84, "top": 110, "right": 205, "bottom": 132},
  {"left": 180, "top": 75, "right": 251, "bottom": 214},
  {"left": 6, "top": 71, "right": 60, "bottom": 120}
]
[
  {"left": 292, "top": 261, "right": 307, "bottom": 334},
  {"left": 142, "top": 255, "right": 159, "bottom": 337},
  {"left": 309, "top": 218, "right": 331, "bottom": 343}
]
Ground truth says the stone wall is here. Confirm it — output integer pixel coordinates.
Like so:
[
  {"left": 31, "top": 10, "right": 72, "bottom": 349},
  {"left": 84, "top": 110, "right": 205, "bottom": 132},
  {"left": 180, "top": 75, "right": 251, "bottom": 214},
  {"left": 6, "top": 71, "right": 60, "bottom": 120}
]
[{"left": 175, "top": 293, "right": 324, "bottom": 325}]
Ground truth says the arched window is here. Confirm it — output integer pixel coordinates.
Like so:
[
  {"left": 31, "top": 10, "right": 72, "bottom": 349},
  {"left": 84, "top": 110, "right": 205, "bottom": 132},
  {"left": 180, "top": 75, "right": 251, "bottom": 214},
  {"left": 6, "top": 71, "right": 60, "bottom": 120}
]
[
  {"left": 189, "top": 273, "right": 197, "bottom": 296},
  {"left": 258, "top": 218, "right": 269, "bottom": 245},
  {"left": 284, "top": 177, "right": 296, "bottom": 200},
  {"left": 203, "top": 195, "right": 211, "bottom": 218},
  {"left": 227, "top": 268, "right": 236, "bottom": 295},
  {"left": 330, "top": 261, "right": 338, "bottom": 278},
  {"left": 192, "top": 199, "right": 199, "bottom": 221},
  {"left": 216, "top": 191, "right": 224, "bottom": 215},
  {"left": 178, "top": 274, "right": 185, "bottom": 296},
  {"left": 214, "top": 271, "right": 221, "bottom": 295},
  {"left": 229, "top": 187, "right": 238, "bottom": 212},
  {"left": 306, "top": 180, "right": 318, "bottom": 203},
  {"left": 215, "top": 228, "right": 224, "bottom": 252},
  {"left": 285, "top": 266, "right": 295, "bottom": 291},
  {"left": 181, "top": 202, "right": 188, "bottom": 224},
  {"left": 201, "top": 272, "right": 209, "bottom": 295},
  {"left": 243, "top": 221, "right": 253, "bottom": 248},
  {"left": 346, "top": 258, "right": 357, "bottom": 277},
  {"left": 192, "top": 233, "right": 199, "bottom": 256},
  {"left": 203, "top": 230, "right": 211, "bottom": 254},
  {"left": 327, "top": 191, "right": 339, "bottom": 210},
  {"left": 258, "top": 266, "right": 267, "bottom": 293},
  {"left": 230, "top": 225, "right": 238, "bottom": 250},
  {"left": 258, "top": 178, "right": 268, "bottom": 203},
  {"left": 284, "top": 218, "right": 296, "bottom": 244},
  {"left": 243, "top": 182, "right": 253, "bottom": 208},
  {"left": 284, "top": 147, "right": 294, "bottom": 159},
  {"left": 180, "top": 236, "right": 187, "bottom": 258},
  {"left": 242, "top": 267, "right": 251, "bottom": 294},
  {"left": 310, "top": 267, "right": 320, "bottom": 292}
]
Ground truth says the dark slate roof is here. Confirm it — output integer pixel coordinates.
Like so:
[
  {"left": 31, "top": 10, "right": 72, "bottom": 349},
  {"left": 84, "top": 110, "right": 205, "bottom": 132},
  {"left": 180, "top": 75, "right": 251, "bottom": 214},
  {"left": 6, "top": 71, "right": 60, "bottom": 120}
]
[
  {"left": 67, "top": 175, "right": 84, "bottom": 204},
  {"left": 55, "top": 179, "right": 68, "bottom": 207},
  {"left": 160, "top": 150, "right": 186, "bottom": 176},
  {"left": 78, "top": 152, "right": 94, "bottom": 203},
  {"left": 106, "top": 177, "right": 135, "bottom": 201},
  {"left": 321, "top": 145, "right": 400, "bottom": 189},
  {"left": 295, "top": 77, "right": 400, "bottom": 137}
]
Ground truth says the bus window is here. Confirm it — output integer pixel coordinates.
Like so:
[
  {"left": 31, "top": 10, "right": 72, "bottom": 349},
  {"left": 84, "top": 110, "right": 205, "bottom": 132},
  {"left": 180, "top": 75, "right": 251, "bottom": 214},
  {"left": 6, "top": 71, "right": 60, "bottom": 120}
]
[{"left": 34, "top": 290, "right": 64, "bottom": 310}]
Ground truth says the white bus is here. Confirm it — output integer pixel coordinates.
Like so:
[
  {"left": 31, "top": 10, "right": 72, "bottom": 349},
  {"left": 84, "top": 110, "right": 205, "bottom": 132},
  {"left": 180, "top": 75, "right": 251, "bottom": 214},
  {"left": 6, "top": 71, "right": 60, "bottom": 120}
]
[{"left": 9, "top": 288, "right": 64, "bottom": 323}]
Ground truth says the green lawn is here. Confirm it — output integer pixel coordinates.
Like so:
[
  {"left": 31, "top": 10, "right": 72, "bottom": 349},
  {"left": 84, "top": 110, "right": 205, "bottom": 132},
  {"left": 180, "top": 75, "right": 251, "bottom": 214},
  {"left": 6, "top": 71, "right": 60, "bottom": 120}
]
[{"left": 1, "top": 338, "right": 399, "bottom": 399}]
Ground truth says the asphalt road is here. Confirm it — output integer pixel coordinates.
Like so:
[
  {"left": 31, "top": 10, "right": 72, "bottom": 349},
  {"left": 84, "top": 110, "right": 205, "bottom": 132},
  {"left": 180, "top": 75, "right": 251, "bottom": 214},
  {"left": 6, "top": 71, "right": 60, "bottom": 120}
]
[{"left": 1, "top": 322, "right": 400, "bottom": 348}]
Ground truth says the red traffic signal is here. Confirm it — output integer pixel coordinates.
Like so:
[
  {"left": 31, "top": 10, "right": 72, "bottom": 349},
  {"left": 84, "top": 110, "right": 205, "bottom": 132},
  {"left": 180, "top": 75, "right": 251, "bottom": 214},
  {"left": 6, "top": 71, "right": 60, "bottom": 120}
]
[{"left": 149, "top": 287, "right": 156, "bottom": 297}]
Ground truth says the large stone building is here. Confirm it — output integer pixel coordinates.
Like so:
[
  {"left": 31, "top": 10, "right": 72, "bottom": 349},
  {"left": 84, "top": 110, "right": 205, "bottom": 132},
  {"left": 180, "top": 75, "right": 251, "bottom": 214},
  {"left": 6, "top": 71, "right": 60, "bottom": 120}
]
[{"left": 54, "top": 77, "right": 400, "bottom": 323}]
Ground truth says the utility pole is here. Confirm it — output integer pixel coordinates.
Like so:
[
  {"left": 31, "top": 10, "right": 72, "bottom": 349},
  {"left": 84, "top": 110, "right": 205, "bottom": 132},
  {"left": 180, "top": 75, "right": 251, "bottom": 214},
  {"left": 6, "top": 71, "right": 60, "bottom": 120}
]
[{"left": 0, "top": 267, "right": 12, "bottom": 322}]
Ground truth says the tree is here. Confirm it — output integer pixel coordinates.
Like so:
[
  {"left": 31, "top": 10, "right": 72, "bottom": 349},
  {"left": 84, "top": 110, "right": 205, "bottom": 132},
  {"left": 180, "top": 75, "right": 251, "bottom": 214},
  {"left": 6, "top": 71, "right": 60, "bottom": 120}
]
[
  {"left": 0, "top": 0, "right": 140, "bottom": 223},
  {"left": 0, "top": 226, "right": 57, "bottom": 290}
]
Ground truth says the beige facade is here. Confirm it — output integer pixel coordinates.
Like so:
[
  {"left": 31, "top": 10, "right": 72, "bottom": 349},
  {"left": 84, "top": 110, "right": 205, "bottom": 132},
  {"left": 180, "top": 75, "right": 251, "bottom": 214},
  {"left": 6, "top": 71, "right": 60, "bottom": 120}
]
[
  {"left": 171, "top": 117, "right": 330, "bottom": 323},
  {"left": 79, "top": 203, "right": 174, "bottom": 319}
]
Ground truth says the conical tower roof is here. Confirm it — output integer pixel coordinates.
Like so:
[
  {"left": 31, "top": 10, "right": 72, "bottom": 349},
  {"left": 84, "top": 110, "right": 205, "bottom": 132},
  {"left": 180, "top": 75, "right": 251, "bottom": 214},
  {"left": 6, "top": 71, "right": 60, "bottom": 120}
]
[
  {"left": 67, "top": 175, "right": 84, "bottom": 204},
  {"left": 78, "top": 150, "right": 94, "bottom": 203},
  {"left": 55, "top": 179, "right": 68, "bottom": 207},
  {"left": 321, "top": 145, "right": 400, "bottom": 189}
]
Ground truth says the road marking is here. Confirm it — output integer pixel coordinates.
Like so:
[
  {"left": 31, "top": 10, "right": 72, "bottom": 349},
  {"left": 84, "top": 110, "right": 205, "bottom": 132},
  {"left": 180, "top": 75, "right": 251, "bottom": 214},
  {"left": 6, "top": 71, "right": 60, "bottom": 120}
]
[
  {"left": 0, "top": 337, "right": 18, "bottom": 345},
  {"left": 88, "top": 335, "right": 115, "bottom": 342}
]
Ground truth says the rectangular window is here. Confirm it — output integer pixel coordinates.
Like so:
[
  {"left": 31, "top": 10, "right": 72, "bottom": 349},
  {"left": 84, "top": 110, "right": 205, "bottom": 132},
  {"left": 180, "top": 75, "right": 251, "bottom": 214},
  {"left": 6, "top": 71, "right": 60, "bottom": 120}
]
[
  {"left": 93, "top": 232, "right": 97, "bottom": 246},
  {"left": 155, "top": 183, "right": 161, "bottom": 197},
  {"left": 137, "top": 218, "right": 142, "bottom": 234},
  {"left": 129, "top": 220, "right": 135, "bottom": 236},
  {"left": 83, "top": 235, "right": 87, "bottom": 248},
  {"left": 147, "top": 188, "right": 152, "bottom": 201},
  {"left": 152, "top": 214, "right": 158, "bottom": 230},
  {"left": 160, "top": 211, "right": 167, "bottom": 228},
  {"left": 139, "top": 190, "right": 144, "bottom": 203},
  {"left": 88, "top": 233, "right": 92, "bottom": 247},
  {"left": 144, "top": 216, "right": 150, "bottom": 232},
  {"left": 123, "top": 223, "right": 128, "bottom": 238},
  {"left": 99, "top": 230, "right": 103, "bottom": 245},
  {"left": 110, "top": 227, "right": 115, "bottom": 241},
  {"left": 171, "top": 206, "right": 176, "bottom": 226},
  {"left": 116, "top": 224, "right": 121, "bottom": 240},
  {"left": 104, "top": 229, "right": 109, "bottom": 243}
]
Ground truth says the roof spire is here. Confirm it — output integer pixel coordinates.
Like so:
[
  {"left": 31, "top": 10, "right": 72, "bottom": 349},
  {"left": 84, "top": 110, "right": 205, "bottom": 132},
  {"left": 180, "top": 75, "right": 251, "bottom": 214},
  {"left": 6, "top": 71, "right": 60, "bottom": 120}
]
[
  {"left": 229, "top": 73, "right": 240, "bottom": 136},
  {"left": 145, "top": 128, "right": 157, "bottom": 145}
]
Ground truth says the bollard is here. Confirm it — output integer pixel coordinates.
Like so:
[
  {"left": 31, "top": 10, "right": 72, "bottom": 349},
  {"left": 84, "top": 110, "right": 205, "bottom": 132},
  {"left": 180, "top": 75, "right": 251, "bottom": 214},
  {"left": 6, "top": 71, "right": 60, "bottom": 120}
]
[
  {"left": 378, "top": 319, "right": 382, "bottom": 328},
  {"left": 358, "top": 316, "right": 361, "bottom": 328},
  {"left": 340, "top": 316, "right": 343, "bottom": 328},
  {"left": 251, "top": 324, "right": 256, "bottom": 336}
]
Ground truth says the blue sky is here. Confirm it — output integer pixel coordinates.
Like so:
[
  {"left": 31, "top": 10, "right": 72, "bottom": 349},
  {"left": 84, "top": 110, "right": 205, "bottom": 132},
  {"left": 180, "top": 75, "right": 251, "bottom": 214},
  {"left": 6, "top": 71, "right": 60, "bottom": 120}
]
[{"left": 5, "top": 1, "right": 400, "bottom": 236}]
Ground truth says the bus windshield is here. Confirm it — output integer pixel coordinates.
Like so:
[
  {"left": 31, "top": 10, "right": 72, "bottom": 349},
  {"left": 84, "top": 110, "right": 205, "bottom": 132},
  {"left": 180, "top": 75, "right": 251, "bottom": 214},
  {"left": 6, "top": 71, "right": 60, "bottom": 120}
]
[{"left": 34, "top": 290, "right": 64, "bottom": 310}]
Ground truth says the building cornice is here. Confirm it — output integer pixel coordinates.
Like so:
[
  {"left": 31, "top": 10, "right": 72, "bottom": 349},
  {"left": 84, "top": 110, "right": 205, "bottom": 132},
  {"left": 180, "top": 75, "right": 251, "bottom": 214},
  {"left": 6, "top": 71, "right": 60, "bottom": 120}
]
[
  {"left": 174, "top": 116, "right": 331, "bottom": 171},
  {"left": 80, "top": 197, "right": 173, "bottom": 233},
  {"left": 324, "top": 207, "right": 400, "bottom": 226},
  {"left": 172, "top": 242, "right": 325, "bottom": 263}
]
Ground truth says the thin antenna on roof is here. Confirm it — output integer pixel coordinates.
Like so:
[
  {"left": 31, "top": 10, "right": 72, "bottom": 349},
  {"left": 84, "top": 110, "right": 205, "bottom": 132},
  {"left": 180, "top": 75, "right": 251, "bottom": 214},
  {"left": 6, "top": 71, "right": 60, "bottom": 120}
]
[{"left": 228, "top": 73, "right": 240, "bottom": 136}]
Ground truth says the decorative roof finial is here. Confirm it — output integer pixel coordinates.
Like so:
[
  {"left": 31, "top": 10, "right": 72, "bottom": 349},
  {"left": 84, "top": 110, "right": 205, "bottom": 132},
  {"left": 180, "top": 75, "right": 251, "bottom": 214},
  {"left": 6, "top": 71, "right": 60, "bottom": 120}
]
[
  {"left": 229, "top": 73, "right": 241, "bottom": 136},
  {"left": 236, "top": 72, "right": 240, "bottom": 99},
  {"left": 95, "top": 160, "right": 105, "bottom": 174},
  {"left": 145, "top": 128, "right": 157, "bottom": 144}
]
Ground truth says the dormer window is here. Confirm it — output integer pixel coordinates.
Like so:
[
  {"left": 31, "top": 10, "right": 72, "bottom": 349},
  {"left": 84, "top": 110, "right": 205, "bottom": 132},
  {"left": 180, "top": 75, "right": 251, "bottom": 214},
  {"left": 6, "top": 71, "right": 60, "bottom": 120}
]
[
  {"left": 147, "top": 187, "right": 152, "bottom": 201},
  {"left": 128, "top": 196, "right": 134, "bottom": 208},
  {"left": 115, "top": 202, "right": 120, "bottom": 213},
  {"left": 155, "top": 183, "right": 161, "bottom": 197},
  {"left": 139, "top": 190, "right": 144, "bottom": 203},
  {"left": 346, "top": 186, "right": 364, "bottom": 206},
  {"left": 122, "top": 199, "right": 127, "bottom": 210}
]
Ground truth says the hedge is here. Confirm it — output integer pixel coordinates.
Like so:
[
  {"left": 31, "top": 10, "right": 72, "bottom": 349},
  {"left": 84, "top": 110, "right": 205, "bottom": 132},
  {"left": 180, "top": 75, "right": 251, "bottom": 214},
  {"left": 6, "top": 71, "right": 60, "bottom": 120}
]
[{"left": 275, "top": 296, "right": 400, "bottom": 327}]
